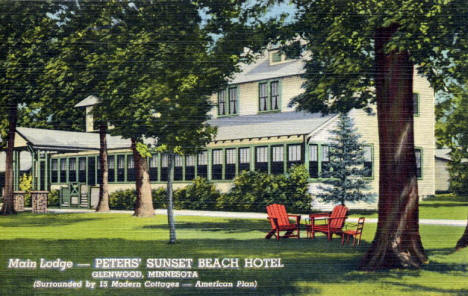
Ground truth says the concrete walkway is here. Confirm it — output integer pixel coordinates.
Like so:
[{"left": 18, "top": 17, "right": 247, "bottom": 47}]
[{"left": 39, "top": 208, "right": 468, "bottom": 227}]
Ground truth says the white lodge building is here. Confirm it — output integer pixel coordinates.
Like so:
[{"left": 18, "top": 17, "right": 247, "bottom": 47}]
[{"left": 2, "top": 50, "right": 436, "bottom": 209}]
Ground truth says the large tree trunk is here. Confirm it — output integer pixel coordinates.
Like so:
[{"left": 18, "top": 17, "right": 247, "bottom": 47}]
[
  {"left": 455, "top": 220, "right": 468, "bottom": 250},
  {"left": 361, "top": 24, "right": 427, "bottom": 270},
  {"left": 132, "top": 138, "right": 154, "bottom": 217},
  {"left": 166, "top": 153, "right": 177, "bottom": 244},
  {"left": 96, "top": 123, "right": 110, "bottom": 212},
  {"left": 1, "top": 104, "right": 18, "bottom": 215}
]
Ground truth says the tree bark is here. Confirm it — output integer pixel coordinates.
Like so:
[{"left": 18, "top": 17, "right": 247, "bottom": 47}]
[
  {"left": 360, "top": 24, "right": 427, "bottom": 270},
  {"left": 166, "top": 153, "right": 177, "bottom": 244},
  {"left": 132, "top": 138, "right": 154, "bottom": 217},
  {"left": 96, "top": 123, "right": 110, "bottom": 212},
  {"left": 455, "top": 220, "right": 468, "bottom": 250},
  {"left": 1, "top": 104, "right": 18, "bottom": 215}
]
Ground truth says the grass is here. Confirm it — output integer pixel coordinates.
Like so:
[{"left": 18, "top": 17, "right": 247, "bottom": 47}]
[
  {"left": 0, "top": 212, "right": 467, "bottom": 295},
  {"left": 348, "top": 198, "right": 468, "bottom": 220}
]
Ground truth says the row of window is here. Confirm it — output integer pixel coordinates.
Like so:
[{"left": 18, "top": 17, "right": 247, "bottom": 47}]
[
  {"left": 50, "top": 144, "right": 423, "bottom": 185},
  {"left": 217, "top": 82, "right": 421, "bottom": 116}
]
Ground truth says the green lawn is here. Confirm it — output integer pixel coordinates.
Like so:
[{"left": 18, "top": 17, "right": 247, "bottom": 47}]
[{"left": 0, "top": 213, "right": 467, "bottom": 296}]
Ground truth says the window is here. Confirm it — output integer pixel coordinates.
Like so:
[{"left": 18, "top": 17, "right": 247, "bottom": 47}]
[
  {"left": 127, "top": 155, "right": 135, "bottom": 181},
  {"left": 258, "top": 80, "right": 280, "bottom": 112},
  {"left": 60, "top": 159, "right": 67, "bottom": 183},
  {"left": 87, "top": 157, "right": 96, "bottom": 185},
  {"left": 363, "top": 146, "right": 372, "bottom": 178},
  {"left": 270, "top": 81, "right": 279, "bottom": 110},
  {"left": 51, "top": 159, "right": 58, "bottom": 183},
  {"left": 149, "top": 155, "right": 158, "bottom": 181},
  {"left": 309, "top": 144, "right": 319, "bottom": 178},
  {"left": 259, "top": 83, "right": 268, "bottom": 111},
  {"left": 212, "top": 149, "right": 223, "bottom": 180},
  {"left": 218, "top": 89, "right": 226, "bottom": 115},
  {"left": 69, "top": 158, "right": 77, "bottom": 182},
  {"left": 108, "top": 155, "right": 115, "bottom": 182},
  {"left": 238, "top": 147, "right": 250, "bottom": 173},
  {"left": 197, "top": 151, "right": 208, "bottom": 179},
  {"left": 225, "top": 149, "right": 236, "bottom": 179},
  {"left": 161, "top": 154, "right": 168, "bottom": 181},
  {"left": 321, "top": 145, "right": 330, "bottom": 176},
  {"left": 255, "top": 146, "right": 268, "bottom": 172},
  {"left": 78, "top": 157, "right": 86, "bottom": 183},
  {"left": 287, "top": 144, "right": 302, "bottom": 168},
  {"left": 185, "top": 155, "right": 196, "bottom": 181},
  {"left": 415, "top": 149, "right": 422, "bottom": 178},
  {"left": 117, "top": 155, "right": 125, "bottom": 182},
  {"left": 174, "top": 155, "right": 183, "bottom": 181},
  {"left": 217, "top": 87, "right": 238, "bottom": 115},
  {"left": 228, "top": 87, "right": 238, "bottom": 114},
  {"left": 271, "top": 145, "right": 284, "bottom": 175},
  {"left": 271, "top": 51, "right": 282, "bottom": 63},
  {"left": 413, "top": 93, "right": 419, "bottom": 115}
]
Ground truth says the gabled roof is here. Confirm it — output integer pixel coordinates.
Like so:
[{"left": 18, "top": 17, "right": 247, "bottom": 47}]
[
  {"left": 230, "top": 53, "right": 305, "bottom": 85},
  {"left": 16, "top": 127, "right": 131, "bottom": 151},
  {"left": 208, "top": 111, "right": 336, "bottom": 141},
  {"left": 75, "top": 95, "right": 100, "bottom": 108}
]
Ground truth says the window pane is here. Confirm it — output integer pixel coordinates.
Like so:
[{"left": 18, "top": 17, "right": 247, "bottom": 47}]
[
  {"left": 229, "top": 87, "right": 237, "bottom": 114},
  {"left": 78, "top": 157, "right": 86, "bottom": 182},
  {"left": 270, "top": 81, "right": 279, "bottom": 110},
  {"left": 363, "top": 146, "right": 372, "bottom": 177},
  {"left": 309, "top": 144, "right": 318, "bottom": 178},
  {"left": 272, "top": 145, "right": 284, "bottom": 162},
  {"left": 225, "top": 149, "right": 236, "bottom": 179},
  {"left": 117, "top": 155, "right": 125, "bottom": 182},
  {"left": 238, "top": 147, "right": 250, "bottom": 172},
  {"left": 413, "top": 93, "right": 419, "bottom": 115},
  {"left": 255, "top": 146, "right": 268, "bottom": 172},
  {"left": 174, "top": 155, "right": 183, "bottom": 181},
  {"left": 51, "top": 159, "right": 58, "bottom": 183},
  {"left": 212, "top": 149, "right": 223, "bottom": 165},
  {"left": 212, "top": 149, "right": 223, "bottom": 180},
  {"left": 185, "top": 155, "right": 195, "bottom": 181},
  {"left": 415, "top": 149, "right": 422, "bottom": 178},
  {"left": 149, "top": 155, "right": 158, "bottom": 181},
  {"left": 149, "top": 155, "right": 158, "bottom": 168},
  {"left": 108, "top": 155, "right": 115, "bottom": 182},
  {"left": 69, "top": 158, "right": 76, "bottom": 182},
  {"left": 271, "top": 145, "right": 284, "bottom": 175},
  {"left": 127, "top": 155, "right": 135, "bottom": 181},
  {"left": 322, "top": 145, "right": 329, "bottom": 162},
  {"left": 271, "top": 51, "right": 282, "bottom": 63},
  {"left": 226, "top": 149, "right": 236, "bottom": 164},
  {"left": 198, "top": 151, "right": 207, "bottom": 165},
  {"left": 288, "top": 144, "right": 302, "bottom": 161},
  {"left": 259, "top": 83, "right": 268, "bottom": 111},
  {"left": 186, "top": 155, "right": 196, "bottom": 166},
  {"left": 218, "top": 90, "right": 226, "bottom": 115}
]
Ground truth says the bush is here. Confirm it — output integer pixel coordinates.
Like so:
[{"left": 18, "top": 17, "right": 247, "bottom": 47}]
[
  {"left": 19, "top": 174, "right": 32, "bottom": 206},
  {"left": 218, "top": 165, "right": 312, "bottom": 213},
  {"left": 109, "top": 188, "right": 170, "bottom": 210},
  {"left": 48, "top": 190, "right": 60, "bottom": 207},
  {"left": 175, "top": 177, "right": 220, "bottom": 210}
]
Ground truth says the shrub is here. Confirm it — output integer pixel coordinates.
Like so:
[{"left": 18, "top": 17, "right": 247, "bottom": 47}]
[
  {"left": 48, "top": 190, "right": 60, "bottom": 207},
  {"left": 109, "top": 189, "right": 136, "bottom": 210},
  {"left": 219, "top": 165, "right": 312, "bottom": 213},
  {"left": 152, "top": 188, "right": 167, "bottom": 209},
  {"left": 175, "top": 177, "right": 220, "bottom": 210},
  {"left": 19, "top": 174, "right": 32, "bottom": 206}
]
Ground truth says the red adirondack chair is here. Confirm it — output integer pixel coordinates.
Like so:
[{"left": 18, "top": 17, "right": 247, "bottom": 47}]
[
  {"left": 341, "top": 217, "right": 365, "bottom": 246},
  {"left": 306, "top": 205, "right": 348, "bottom": 240},
  {"left": 265, "top": 204, "right": 301, "bottom": 240}
]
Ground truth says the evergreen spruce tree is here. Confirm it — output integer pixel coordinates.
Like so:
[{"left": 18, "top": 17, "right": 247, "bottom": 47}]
[{"left": 318, "top": 112, "right": 373, "bottom": 206}]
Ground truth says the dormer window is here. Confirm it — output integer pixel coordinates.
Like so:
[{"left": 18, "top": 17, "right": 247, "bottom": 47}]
[{"left": 269, "top": 50, "right": 290, "bottom": 65}]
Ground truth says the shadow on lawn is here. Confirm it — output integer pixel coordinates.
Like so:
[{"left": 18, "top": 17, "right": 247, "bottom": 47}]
[
  {"left": 143, "top": 219, "right": 270, "bottom": 234},
  {"left": 0, "top": 213, "right": 102, "bottom": 228}
]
